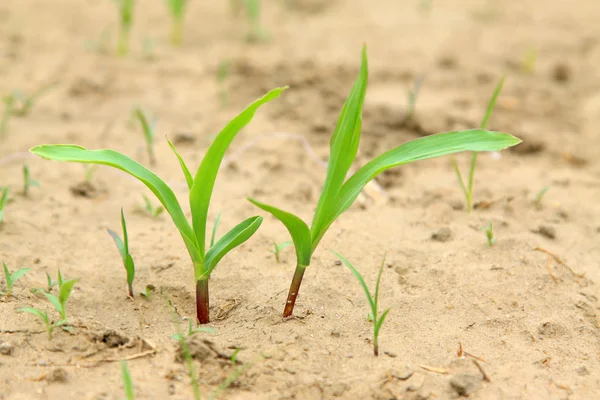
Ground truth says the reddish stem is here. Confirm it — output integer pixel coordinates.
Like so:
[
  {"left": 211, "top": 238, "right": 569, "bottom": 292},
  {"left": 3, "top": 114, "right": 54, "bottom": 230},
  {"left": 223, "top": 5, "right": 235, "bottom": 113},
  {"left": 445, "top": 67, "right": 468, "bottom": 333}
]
[
  {"left": 283, "top": 265, "right": 306, "bottom": 318},
  {"left": 196, "top": 279, "right": 210, "bottom": 324}
]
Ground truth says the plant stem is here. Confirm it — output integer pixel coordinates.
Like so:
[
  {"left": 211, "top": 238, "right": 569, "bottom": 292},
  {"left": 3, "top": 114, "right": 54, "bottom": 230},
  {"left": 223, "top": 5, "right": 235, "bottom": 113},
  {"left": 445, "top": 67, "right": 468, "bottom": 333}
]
[
  {"left": 466, "top": 152, "right": 478, "bottom": 211},
  {"left": 373, "top": 335, "right": 379, "bottom": 356},
  {"left": 127, "top": 283, "right": 134, "bottom": 298},
  {"left": 283, "top": 265, "right": 306, "bottom": 317},
  {"left": 196, "top": 279, "right": 209, "bottom": 324}
]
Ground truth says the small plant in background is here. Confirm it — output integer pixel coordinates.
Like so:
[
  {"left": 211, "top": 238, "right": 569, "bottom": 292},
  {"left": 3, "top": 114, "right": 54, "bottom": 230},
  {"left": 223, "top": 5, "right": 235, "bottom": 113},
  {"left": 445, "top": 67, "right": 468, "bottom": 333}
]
[
  {"left": 140, "top": 194, "right": 164, "bottom": 218},
  {"left": 83, "top": 165, "right": 98, "bottom": 182},
  {"left": 405, "top": 74, "right": 425, "bottom": 122},
  {"left": 107, "top": 208, "right": 136, "bottom": 297},
  {"left": 31, "top": 88, "right": 285, "bottom": 324},
  {"left": 17, "top": 308, "right": 63, "bottom": 340},
  {"left": 244, "top": 0, "right": 269, "bottom": 43},
  {"left": 133, "top": 108, "right": 156, "bottom": 166},
  {"left": 333, "top": 253, "right": 390, "bottom": 356},
  {"left": 248, "top": 47, "right": 520, "bottom": 318},
  {"left": 270, "top": 240, "right": 292, "bottom": 263},
  {"left": 482, "top": 222, "right": 496, "bottom": 246},
  {"left": 217, "top": 60, "right": 231, "bottom": 108},
  {"left": 114, "top": 0, "right": 134, "bottom": 55},
  {"left": 522, "top": 47, "right": 538, "bottom": 74},
  {"left": 165, "top": 0, "right": 187, "bottom": 45},
  {"left": 534, "top": 186, "right": 549, "bottom": 209},
  {"left": 121, "top": 360, "right": 135, "bottom": 400},
  {"left": 1, "top": 261, "right": 30, "bottom": 296},
  {"left": 452, "top": 76, "right": 505, "bottom": 213},
  {"left": 1, "top": 85, "right": 56, "bottom": 138},
  {"left": 0, "top": 187, "right": 9, "bottom": 224},
  {"left": 172, "top": 319, "right": 216, "bottom": 342},
  {"left": 22, "top": 165, "right": 40, "bottom": 196},
  {"left": 45, "top": 272, "right": 59, "bottom": 293},
  {"left": 85, "top": 26, "right": 112, "bottom": 54},
  {"left": 140, "top": 284, "right": 155, "bottom": 299}
]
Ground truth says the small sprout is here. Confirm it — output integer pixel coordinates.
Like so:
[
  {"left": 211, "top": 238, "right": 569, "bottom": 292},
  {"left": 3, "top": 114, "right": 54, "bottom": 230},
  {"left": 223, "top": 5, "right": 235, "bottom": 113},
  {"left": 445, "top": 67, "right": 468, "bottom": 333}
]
[
  {"left": 269, "top": 240, "right": 292, "bottom": 263},
  {"left": 172, "top": 319, "right": 216, "bottom": 341},
  {"left": 114, "top": 0, "right": 134, "bottom": 55},
  {"left": 217, "top": 60, "right": 231, "bottom": 108},
  {"left": 17, "top": 308, "right": 63, "bottom": 340},
  {"left": 0, "top": 187, "right": 9, "bottom": 224},
  {"left": 230, "top": 348, "right": 241, "bottom": 365},
  {"left": 133, "top": 108, "right": 156, "bottom": 166},
  {"left": 482, "top": 222, "right": 496, "bottom": 246},
  {"left": 141, "top": 194, "right": 164, "bottom": 218},
  {"left": 22, "top": 164, "right": 40, "bottom": 196},
  {"left": 83, "top": 164, "right": 98, "bottom": 182},
  {"left": 164, "top": 0, "right": 187, "bottom": 45},
  {"left": 140, "top": 284, "right": 155, "bottom": 299},
  {"left": 405, "top": 74, "right": 425, "bottom": 122},
  {"left": 333, "top": 252, "right": 390, "bottom": 356},
  {"left": 1, "top": 85, "right": 55, "bottom": 138},
  {"left": 244, "top": 0, "right": 269, "bottom": 43},
  {"left": 452, "top": 76, "right": 505, "bottom": 212},
  {"left": 121, "top": 360, "right": 135, "bottom": 400},
  {"left": 42, "top": 270, "right": 78, "bottom": 323},
  {"left": 1, "top": 261, "right": 31, "bottom": 296},
  {"left": 107, "top": 208, "right": 136, "bottom": 297},
  {"left": 534, "top": 186, "right": 549, "bottom": 209},
  {"left": 46, "top": 272, "right": 59, "bottom": 292}
]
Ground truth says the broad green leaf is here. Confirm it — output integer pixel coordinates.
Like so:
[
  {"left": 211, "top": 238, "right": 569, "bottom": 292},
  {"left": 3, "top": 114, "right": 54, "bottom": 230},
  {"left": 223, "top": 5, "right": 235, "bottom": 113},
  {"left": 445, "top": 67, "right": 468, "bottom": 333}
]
[
  {"left": 29, "top": 145, "right": 201, "bottom": 261},
  {"left": 204, "top": 216, "right": 263, "bottom": 276},
  {"left": 10, "top": 267, "right": 30, "bottom": 284},
  {"left": 331, "top": 130, "right": 521, "bottom": 225},
  {"left": 311, "top": 47, "right": 368, "bottom": 240},
  {"left": 189, "top": 87, "right": 287, "bottom": 255},
  {"left": 43, "top": 292, "right": 62, "bottom": 315},
  {"left": 167, "top": 138, "right": 193, "bottom": 189},
  {"left": 120, "top": 208, "right": 129, "bottom": 254},
  {"left": 18, "top": 307, "right": 49, "bottom": 323},
  {"left": 124, "top": 254, "right": 135, "bottom": 287},
  {"left": 248, "top": 198, "right": 312, "bottom": 267},
  {"left": 107, "top": 229, "right": 126, "bottom": 262},
  {"left": 58, "top": 279, "right": 78, "bottom": 306},
  {"left": 332, "top": 251, "right": 375, "bottom": 312}
]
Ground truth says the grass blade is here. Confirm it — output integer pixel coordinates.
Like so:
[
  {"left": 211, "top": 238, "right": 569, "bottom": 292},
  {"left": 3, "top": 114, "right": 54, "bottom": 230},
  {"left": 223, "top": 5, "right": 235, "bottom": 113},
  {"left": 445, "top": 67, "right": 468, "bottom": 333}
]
[
  {"left": 0, "top": 187, "right": 8, "bottom": 223},
  {"left": 43, "top": 292, "right": 62, "bottom": 315},
  {"left": 167, "top": 138, "right": 193, "bottom": 189},
  {"left": 210, "top": 211, "right": 222, "bottom": 248},
  {"left": 332, "top": 251, "right": 375, "bottom": 312},
  {"left": 480, "top": 76, "right": 505, "bottom": 130},
  {"left": 10, "top": 268, "right": 31, "bottom": 285},
  {"left": 121, "top": 360, "right": 135, "bottom": 400},
  {"left": 107, "top": 229, "right": 126, "bottom": 261}
]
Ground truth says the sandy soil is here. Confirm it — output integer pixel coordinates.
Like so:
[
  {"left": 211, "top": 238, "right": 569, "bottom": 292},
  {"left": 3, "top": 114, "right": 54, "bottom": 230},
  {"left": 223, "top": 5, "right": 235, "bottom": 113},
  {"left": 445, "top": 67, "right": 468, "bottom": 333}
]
[{"left": 2, "top": 0, "right": 600, "bottom": 399}]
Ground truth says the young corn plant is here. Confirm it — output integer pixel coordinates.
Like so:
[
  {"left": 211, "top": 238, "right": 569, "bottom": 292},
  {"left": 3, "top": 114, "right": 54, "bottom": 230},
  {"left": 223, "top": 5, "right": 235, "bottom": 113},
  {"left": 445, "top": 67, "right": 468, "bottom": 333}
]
[
  {"left": 22, "top": 164, "right": 40, "bottom": 196},
  {"left": 534, "top": 186, "right": 549, "bottom": 209},
  {"left": 270, "top": 240, "right": 292, "bottom": 263},
  {"left": 248, "top": 47, "right": 520, "bottom": 318},
  {"left": 244, "top": 0, "right": 268, "bottom": 43},
  {"left": 333, "top": 252, "right": 389, "bottom": 356},
  {"left": 1, "top": 262, "right": 30, "bottom": 296},
  {"left": 17, "top": 308, "right": 63, "bottom": 340},
  {"left": 30, "top": 88, "right": 285, "bottom": 323},
  {"left": 482, "top": 221, "right": 496, "bottom": 246},
  {"left": 0, "top": 187, "right": 9, "bottom": 224},
  {"left": 107, "top": 208, "right": 136, "bottom": 297},
  {"left": 133, "top": 108, "right": 156, "bottom": 166},
  {"left": 141, "top": 194, "right": 164, "bottom": 218},
  {"left": 452, "top": 77, "right": 505, "bottom": 213},
  {"left": 114, "top": 0, "right": 134, "bottom": 55},
  {"left": 165, "top": 0, "right": 187, "bottom": 45},
  {"left": 405, "top": 74, "right": 425, "bottom": 122},
  {"left": 1, "top": 85, "right": 55, "bottom": 138},
  {"left": 121, "top": 360, "right": 135, "bottom": 400}
]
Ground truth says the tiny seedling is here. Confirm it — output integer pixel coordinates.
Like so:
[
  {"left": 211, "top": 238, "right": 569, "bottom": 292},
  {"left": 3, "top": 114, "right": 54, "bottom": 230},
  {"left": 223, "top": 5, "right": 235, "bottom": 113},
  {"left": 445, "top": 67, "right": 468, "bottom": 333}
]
[
  {"left": 17, "top": 308, "right": 64, "bottom": 340},
  {"left": 230, "top": 348, "right": 241, "bottom": 365},
  {"left": 121, "top": 360, "right": 135, "bottom": 400},
  {"left": 244, "top": 0, "right": 269, "bottom": 43},
  {"left": 333, "top": 253, "right": 390, "bottom": 356},
  {"left": 114, "top": 0, "right": 134, "bottom": 55},
  {"left": 217, "top": 60, "right": 231, "bottom": 107},
  {"left": 1, "top": 261, "right": 30, "bottom": 296},
  {"left": 46, "top": 272, "right": 59, "bottom": 292},
  {"left": 534, "top": 186, "right": 549, "bottom": 209},
  {"left": 1, "top": 85, "right": 55, "bottom": 137},
  {"left": 141, "top": 194, "right": 164, "bottom": 218},
  {"left": 522, "top": 47, "right": 538, "bottom": 74},
  {"left": 165, "top": 0, "right": 187, "bottom": 45},
  {"left": 22, "top": 164, "right": 40, "bottom": 196},
  {"left": 0, "top": 187, "right": 9, "bottom": 224},
  {"left": 107, "top": 208, "right": 136, "bottom": 297},
  {"left": 248, "top": 47, "right": 521, "bottom": 318},
  {"left": 133, "top": 108, "right": 156, "bottom": 166},
  {"left": 43, "top": 270, "right": 78, "bottom": 323},
  {"left": 452, "top": 76, "right": 505, "bottom": 213},
  {"left": 405, "top": 74, "right": 425, "bottom": 121},
  {"left": 140, "top": 284, "right": 155, "bottom": 299},
  {"left": 172, "top": 319, "right": 216, "bottom": 341},
  {"left": 270, "top": 240, "right": 292, "bottom": 263},
  {"left": 31, "top": 88, "right": 285, "bottom": 323},
  {"left": 482, "top": 221, "right": 496, "bottom": 246}
]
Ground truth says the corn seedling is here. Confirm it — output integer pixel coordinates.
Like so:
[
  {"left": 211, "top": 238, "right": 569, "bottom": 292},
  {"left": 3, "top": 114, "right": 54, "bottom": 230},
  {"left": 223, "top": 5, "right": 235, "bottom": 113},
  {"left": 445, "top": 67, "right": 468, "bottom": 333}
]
[
  {"left": 83, "top": 165, "right": 98, "bottom": 182},
  {"left": 482, "top": 222, "right": 495, "bottom": 246},
  {"left": 172, "top": 319, "right": 216, "bottom": 342},
  {"left": 451, "top": 76, "right": 505, "bottom": 213},
  {"left": 107, "top": 208, "right": 136, "bottom": 297},
  {"left": 230, "top": 348, "right": 241, "bottom": 365},
  {"left": 244, "top": 0, "right": 269, "bottom": 43},
  {"left": 36, "top": 270, "right": 78, "bottom": 323},
  {"left": 0, "top": 187, "right": 9, "bottom": 224},
  {"left": 22, "top": 164, "right": 40, "bottom": 196},
  {"left": 46, "top": 272, "right": 59, "bottom": 292},
  {"left": 1, "top": 262, "right": 30, "bottom": 296},
  {"left": 121, "top": 360, "right": 135, "bottom": 400},
  {"left": 133, "top": 108, "right": 156, "bottom": 166},
  {"left": 217, "top": 60, "right": 231, "bottom": 107},
  {"left": 114, "top": 0, "right": 134, "bottom": 55},
  {"left": 405, "top": 74, "right": 425, "bottom": 121},
  {"left": 270, "top": 240, "right": 292, "bottom": 263},
  {"left": 1, "top": 85, "right": 55, "bottom": 138},
  {"left": 248, "top": 47, "right": 520, "bottom": 318},
  {"left": 17, "top": 308, "right": 64, "bottom": 340},
  {"left": 207, "top": 362, "right": 254, "bottom": 400},
  {"left": 534, "top": 186, "right": 549, "bottom": 209},
  {"left": 140, "top": 284, "right": 155, "bottom": 299},
  {"left": 140, "top": 194, "right": 164, "bottom": 218},
  {"left": 31, "top": 88, "right": 284, "bottom": 323},
  {"left": 165, "top": 0, "right": 187, "bottom": 45}
]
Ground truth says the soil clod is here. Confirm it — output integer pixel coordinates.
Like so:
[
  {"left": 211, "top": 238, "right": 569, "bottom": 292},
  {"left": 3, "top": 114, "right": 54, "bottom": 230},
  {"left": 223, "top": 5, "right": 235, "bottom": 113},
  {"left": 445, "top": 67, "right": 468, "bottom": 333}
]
[
  {"left": 449, "top": 374, "right": 482, "bottom": 396},
  {"left": 431, "top": 227, "right": 452, "bottom": 242}
]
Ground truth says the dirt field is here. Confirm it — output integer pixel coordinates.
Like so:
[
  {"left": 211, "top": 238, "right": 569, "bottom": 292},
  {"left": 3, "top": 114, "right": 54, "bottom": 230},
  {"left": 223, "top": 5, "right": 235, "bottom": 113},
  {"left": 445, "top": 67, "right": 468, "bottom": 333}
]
[{"left": 1, "top": 0, "right": 600, "bottom": 399}]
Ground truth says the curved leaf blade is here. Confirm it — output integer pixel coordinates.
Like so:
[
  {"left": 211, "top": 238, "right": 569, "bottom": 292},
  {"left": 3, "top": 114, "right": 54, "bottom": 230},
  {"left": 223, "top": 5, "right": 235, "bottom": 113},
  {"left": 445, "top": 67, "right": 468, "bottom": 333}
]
[
  {"left": 248, "top": 197, "right": 312, "bottom": 267},
  {"left": 43, "top": 292, "right": 62, "bottom": 315},
  {"left": 204, "top": 216, "right": 263, "bottom": 276},
  {"left": 107, "top": 228, "right": 126, "bottom": 261},
  {"left": 124, "top": 254, "right": 135, "bottom": 289},
  {"left": 18, "top": 307, "right": 49, "bottom": 323},
  {"left": 332, "top": 251, "right": 375, "bottom": 312},
  {"left": 167, "top": 138, "right": 193, "bottom": 189},
  {"left": 189, "top": 87, "right": 287, "bottom": 255}
]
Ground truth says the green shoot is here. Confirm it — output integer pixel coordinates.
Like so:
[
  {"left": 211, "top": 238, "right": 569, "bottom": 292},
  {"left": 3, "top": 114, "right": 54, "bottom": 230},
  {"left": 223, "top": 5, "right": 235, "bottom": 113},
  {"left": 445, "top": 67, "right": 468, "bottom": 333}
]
[
  {"left": 164, "top": 0, "right": 187, "bottom": 45},
  {"left": 2, "top": 85, "right": 55, "bottom": 137},
  {"left": 46, "top": 272, "right": 59, "bottom": 292},
  {"left": 22, "top": 164, "right": 40, "bottom": 196},
  {"left": 248, "top": 46, "right": 521, "bottom": 318},
  {"left": 172, "top": 319, "right": 216, "bottom": 341},
  {"left": 121, "top": 360, "right": 135, "bottom": 400},
  {"left": 0, "top": 187, "right": 9, "bottom": 225},
  {"left": 244, "top": 0, "right": 269, "bottom": 43},
  {"left": 522, "top": 47, "right": 538, "bottom": 74},
  {"left": 107, "top": 208, "right": 136, "bottom": 297},
  {"left": 230, "top": 348, "right": 241, "bottom": 364},
  {"left": 84, "top": 165, "right": 98, "bottom": 182},
  {"left": 31, "top": 87, "right": 285, "bottom": 323},
  {"left": 140, "top": 284, "right": 155, "bottom": 299},
  {"left": 333, "top": 252, "right": 389, "bottom": 356},
  {"left": 482, "top": 222, "right": 496, "bottom": 246},
  {"left": 452, "top": 76, "right": 505, "bottom": 213},
  {"left": 1, "top": 261, "right": 31, "bottom": 296},
  {"left": 141, "top": 194, "right": 164, "bottom": 218},
  {"left": 210, "top": 212, "right": 222, "bottom": 248},
  {"left": 114, "top": 0, "right": 134, "bottom": 55},
  {"left": 133, "top": 108, "right": 156, "bottom": 166},
  {"left": 17, "top": 308, "right": 62, "bottom": 340},
  {"left": 270, "top": 240, "right": 292, "bottom": 263},
  {"left": 41, "top": 270, "right": 78, "bottom": 323},
  {"left": 217, "top": 60, "right": 231, "bottom": 108},
  {"left": 534, "top": 186, "right": 549, "bottom": 209},
  {"left": 207, "top": 358, "right": 256, "bottom": 400},
  {"left": 405, "top": 74, "right": 424, "bottom": 121}
]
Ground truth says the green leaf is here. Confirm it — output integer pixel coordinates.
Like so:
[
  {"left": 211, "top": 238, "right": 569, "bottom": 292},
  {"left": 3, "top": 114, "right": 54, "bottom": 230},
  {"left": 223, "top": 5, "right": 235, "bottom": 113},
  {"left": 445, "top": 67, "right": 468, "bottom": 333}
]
[
  {"left": 480, "top": 76, "right": 505, "bottom": 130},
  {"left": 124, "top": 254, "right": 135, "bottom": 288},
  {"left": 167, "top": 138, "right": 193, "bottom": 189},
  {"left": 210, "top": 211, "right": 222, "bottom": 248},
  {"left": 59, "top": 279, "right": 78, "bottom": 306},
  {"left": 121, "top": 360, "right": 135, "bottom": 400},
  {"left": 332, "top": 251, "right": 375, "bottom": 313},
  {"left": 375, "top": 308, "right": 391, "bottom": 336},
  {"left": 2, "top": 261, "right": 10, "bottom": 290},
  {"left": 189, "top": 87, "right": 286, "bottom": 256},
  {"left": 43, "top": 292, "right": 62, "bottom": 315},
  {"left": 18, "top": 307, "right": 49, "bottom": 323},
  {"left": 331, "top": 130, "right": 521, "bottom": 224},
  {"left": 0, "top": 187, "right": 8, "bottom": 223},
  {"left": 10, "top": 267, "right": 30, "bottom": 285},
  {"left": 247, "top": 198, "right": 312, "bottom": 267},
  {"left": 311, "top": 46, "right": 368, "bottom": 241},
  {"left": 204, "top": 216, "right": 263, "bottom": 276},
  {"left": 107, "top": 228, "right": 126, "bottom": 262},
  {"left": 134, "top": 108, "right": 154, "bottom": 145},
  {"left": 29, "top": 145, "right": 201, "bottom": 262},
  {"left": 120, "top": 208, "right": 130, "bottom": 255}
]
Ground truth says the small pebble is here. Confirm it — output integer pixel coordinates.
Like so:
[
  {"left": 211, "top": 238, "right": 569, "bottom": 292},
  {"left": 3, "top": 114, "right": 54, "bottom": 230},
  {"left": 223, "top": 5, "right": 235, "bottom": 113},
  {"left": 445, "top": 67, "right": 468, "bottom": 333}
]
[
  {"left": 47, "top": 368, "right": 68, "bottom": 383},
  {"left": 334, "top": 260, "right": 342, "bottom": 266},
  {"left": 0, "top": 341, "right": 14, "bottom": 356},
  {"left": 450, "top": 374, "right": 482, "bottom": 396},
  {"left": 576, "top": 366, "right": 589, "bottom": 376}
]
